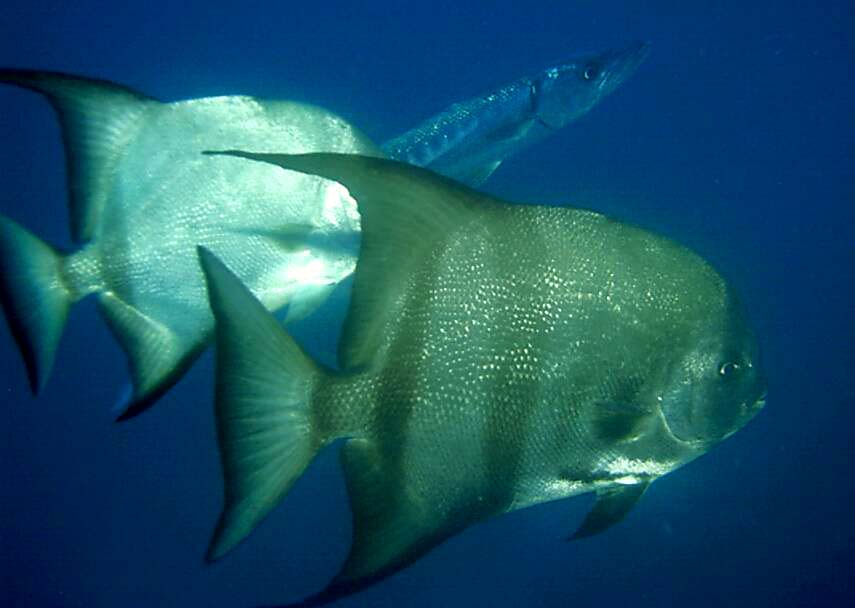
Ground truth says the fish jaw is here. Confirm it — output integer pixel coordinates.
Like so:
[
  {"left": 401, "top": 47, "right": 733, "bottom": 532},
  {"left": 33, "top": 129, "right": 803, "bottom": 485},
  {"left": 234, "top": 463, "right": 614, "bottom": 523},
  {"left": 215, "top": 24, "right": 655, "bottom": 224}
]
[{"left": 597, "top": 40, "right": 651, "bottom": 97}]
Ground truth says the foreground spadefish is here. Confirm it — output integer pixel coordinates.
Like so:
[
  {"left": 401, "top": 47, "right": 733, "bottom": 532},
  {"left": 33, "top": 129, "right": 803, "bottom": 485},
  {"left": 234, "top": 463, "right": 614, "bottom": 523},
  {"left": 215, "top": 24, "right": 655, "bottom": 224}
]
[{"left": 199, "top": 152, "right": 767, "bottom": 607}]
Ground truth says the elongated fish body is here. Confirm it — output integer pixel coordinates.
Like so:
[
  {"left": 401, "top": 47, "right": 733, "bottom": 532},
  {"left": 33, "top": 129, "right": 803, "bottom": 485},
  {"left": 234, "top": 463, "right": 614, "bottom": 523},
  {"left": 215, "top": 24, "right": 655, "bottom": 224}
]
[
  {"left": 382, "top": 41, "right": 649, "bottom": 185},
  {"left": 199, "top": 153, "right": 767, "bottom": 606},
  {"left": 0, "top": 70, "right": 374, "bottom": 418}
]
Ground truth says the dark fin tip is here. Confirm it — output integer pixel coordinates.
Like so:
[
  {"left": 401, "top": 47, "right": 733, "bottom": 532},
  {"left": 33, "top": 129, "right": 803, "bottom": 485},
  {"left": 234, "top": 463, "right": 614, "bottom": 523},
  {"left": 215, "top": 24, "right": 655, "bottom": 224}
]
[
  {"left": 113, "top": 391, "right": 160, "bottom": 422},
  {"left": 258, "top": 577, "right": 379, "bottom": 608},
  {"left": 112, "top": 349, "right": 203, "bottom": 423},
  {"left": 202, "top": 150, "right": 246, "bottom": 158},
  {"left": 0, "top": 280, "right": 42, "bottom": 394}
]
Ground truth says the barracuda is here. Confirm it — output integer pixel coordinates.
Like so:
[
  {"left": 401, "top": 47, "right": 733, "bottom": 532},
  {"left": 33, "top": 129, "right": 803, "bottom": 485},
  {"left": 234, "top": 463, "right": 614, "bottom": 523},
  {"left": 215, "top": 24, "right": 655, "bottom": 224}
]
[{"left": 383, "top": 41, "right": 649, "bottom": 185}]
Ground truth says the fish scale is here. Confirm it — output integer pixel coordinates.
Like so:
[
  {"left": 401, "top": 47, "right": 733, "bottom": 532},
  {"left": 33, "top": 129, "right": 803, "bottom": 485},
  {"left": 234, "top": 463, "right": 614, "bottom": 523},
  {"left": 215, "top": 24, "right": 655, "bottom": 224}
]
[
  {"left": 0, "top": 44, "right": 648, "bottom": 414},
  {"left": 195, "top": 152, "right": 766, "bottom": 607},
  {"left": 0, "top": 70, "right": 375, "bottom": 416}
]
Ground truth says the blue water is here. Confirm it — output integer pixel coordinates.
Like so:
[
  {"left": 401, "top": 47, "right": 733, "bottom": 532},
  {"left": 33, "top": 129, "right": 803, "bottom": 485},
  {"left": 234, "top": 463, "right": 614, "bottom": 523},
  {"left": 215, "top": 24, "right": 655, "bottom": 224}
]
[{"left": 1, "top": 2, "right": 852, "bottom": 607}]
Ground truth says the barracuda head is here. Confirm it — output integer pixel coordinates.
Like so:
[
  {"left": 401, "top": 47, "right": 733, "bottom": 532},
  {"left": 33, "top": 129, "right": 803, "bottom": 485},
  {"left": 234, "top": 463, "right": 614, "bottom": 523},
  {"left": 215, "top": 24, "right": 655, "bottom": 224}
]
[{"left": 531, "top": 41, "right": 650, "bottom": 129}]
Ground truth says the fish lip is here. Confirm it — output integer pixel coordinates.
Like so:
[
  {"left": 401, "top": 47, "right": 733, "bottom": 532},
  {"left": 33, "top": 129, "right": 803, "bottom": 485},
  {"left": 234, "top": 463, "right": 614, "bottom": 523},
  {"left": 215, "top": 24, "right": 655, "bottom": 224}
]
[{"left": 599, "top": 40, "right": 651, "bottom": 95}]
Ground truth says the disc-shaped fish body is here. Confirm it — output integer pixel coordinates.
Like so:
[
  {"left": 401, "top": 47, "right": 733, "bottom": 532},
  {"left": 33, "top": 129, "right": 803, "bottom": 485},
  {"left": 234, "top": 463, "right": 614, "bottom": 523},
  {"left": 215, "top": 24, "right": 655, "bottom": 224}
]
[
  {"left": 198, "top": 153, "right": 766, "bottom": 606},
  {"left": 0, "top": 71, "right": 373, "bottom": 417}
]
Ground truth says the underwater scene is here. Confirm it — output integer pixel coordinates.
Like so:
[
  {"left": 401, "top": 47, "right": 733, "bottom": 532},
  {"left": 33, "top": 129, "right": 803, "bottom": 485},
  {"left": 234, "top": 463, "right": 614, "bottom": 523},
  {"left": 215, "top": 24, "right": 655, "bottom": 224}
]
[{"left": 0, "top": 2, "right": 852, "bottom": 607}]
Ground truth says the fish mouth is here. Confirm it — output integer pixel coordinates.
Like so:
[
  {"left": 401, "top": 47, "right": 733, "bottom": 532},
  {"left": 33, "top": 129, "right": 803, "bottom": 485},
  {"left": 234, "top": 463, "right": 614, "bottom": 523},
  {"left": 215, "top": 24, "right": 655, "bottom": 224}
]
[
  {"left": 746, "top": 384, "right": 768, "bottom": 415},
  {"left": 599, "top": 41, "right": 650, "bottom": 96}
]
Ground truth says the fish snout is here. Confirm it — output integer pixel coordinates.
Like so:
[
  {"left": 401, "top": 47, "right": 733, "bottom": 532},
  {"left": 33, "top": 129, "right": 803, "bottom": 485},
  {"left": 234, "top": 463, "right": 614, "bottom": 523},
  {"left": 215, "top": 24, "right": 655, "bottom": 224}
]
[
  {"left": 619, "top": 41, "right": 651, "bottom": 69},
  {"left": 601, "top": 41, "right": 651, "bottom": 94}
]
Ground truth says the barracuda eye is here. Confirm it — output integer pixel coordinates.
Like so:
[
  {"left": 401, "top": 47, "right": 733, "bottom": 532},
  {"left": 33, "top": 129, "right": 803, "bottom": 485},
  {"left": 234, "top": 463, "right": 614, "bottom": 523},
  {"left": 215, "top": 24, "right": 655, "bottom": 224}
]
[
  {"left": 582, "top": 64, "right": 600, "bottom": 81},
  {"left": 719, "top": 361, "right": 740, "bottom": 377}
]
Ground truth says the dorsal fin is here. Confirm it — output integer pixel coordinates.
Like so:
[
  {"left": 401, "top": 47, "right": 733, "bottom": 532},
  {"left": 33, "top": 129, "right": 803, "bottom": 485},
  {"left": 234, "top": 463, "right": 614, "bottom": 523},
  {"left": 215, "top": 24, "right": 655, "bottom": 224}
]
[
  {"left": 0, "top": 69, "right": 157, "bottom": 242},
  {"left": 204, "top": 151, "right": 502, "bottom": 370}
]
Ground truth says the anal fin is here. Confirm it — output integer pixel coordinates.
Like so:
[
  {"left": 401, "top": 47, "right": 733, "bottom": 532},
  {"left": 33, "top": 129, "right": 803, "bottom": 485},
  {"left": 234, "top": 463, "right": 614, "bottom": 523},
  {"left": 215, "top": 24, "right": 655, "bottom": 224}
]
[
  {"left": 282, "top": 439, "right": 472, "bottom": 607},
  {"left": 97, "top": 293, "right": 200, "bottom": 420}
]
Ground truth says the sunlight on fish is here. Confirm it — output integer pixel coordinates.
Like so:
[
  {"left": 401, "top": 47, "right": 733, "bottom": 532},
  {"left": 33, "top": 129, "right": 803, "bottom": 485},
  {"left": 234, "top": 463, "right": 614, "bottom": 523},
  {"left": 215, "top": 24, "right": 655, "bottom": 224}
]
[{"left": 0, "top": 70, "right": 376, "bottom": 419}]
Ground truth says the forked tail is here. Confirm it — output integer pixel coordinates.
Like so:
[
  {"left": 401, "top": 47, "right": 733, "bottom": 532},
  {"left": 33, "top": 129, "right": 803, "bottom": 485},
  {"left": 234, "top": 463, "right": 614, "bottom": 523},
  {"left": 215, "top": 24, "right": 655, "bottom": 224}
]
[
  {"left": 0, "top": 215, "right": 72, "bottom": 393},
  {"left": 198, "top": 246, "right": 329, "bottom": 560}
]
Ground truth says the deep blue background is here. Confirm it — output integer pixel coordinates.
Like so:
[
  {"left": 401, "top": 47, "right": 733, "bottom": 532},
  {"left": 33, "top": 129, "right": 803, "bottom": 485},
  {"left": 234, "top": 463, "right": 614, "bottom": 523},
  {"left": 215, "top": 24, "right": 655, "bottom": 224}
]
[{"left": 1, "top": 2, "right": 852, "bottom": 607}]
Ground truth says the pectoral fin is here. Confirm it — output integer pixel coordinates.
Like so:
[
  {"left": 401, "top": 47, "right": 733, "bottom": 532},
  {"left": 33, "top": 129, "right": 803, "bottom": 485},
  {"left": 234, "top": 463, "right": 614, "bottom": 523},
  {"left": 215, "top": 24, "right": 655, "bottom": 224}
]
[
  {"left": 587, "top": 398, "right": 654, "bottom": 443},
  {"left": 568, "top": 481, "right": 650, "bottom": 541},
  {"left": 230, "top": 225, "right": 360, "bottom": 257},
  {"left": 228, "top": 224, "right": 319, "bottom": 253}
]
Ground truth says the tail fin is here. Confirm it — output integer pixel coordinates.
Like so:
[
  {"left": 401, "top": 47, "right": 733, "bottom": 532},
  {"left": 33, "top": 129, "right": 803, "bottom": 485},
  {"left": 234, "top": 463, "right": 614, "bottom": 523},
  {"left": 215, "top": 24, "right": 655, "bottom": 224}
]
[
  {"left": 197, "top": 246, "right": 326, "bottom": 561},
  {"left": 0, "top": 69, "right": 155, "bottom": 242},
  {"left": 0, "top": 215, "right": 72, "bottom": 393}
]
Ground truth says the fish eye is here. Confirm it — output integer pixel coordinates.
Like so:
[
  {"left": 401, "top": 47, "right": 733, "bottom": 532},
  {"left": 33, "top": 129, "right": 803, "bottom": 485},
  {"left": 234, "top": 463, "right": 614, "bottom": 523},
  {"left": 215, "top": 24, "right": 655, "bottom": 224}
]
[
  {"left": 582, "top": 64, "right": 600, "bottom": 81},
  {"left": 719, "top": 362, "right": 740, "bottom": 377}
]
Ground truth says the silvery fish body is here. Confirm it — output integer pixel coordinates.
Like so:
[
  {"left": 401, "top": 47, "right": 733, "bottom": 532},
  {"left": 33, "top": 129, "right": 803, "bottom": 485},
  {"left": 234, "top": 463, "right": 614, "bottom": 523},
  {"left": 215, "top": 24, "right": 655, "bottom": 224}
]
[
  {"left": 382, "top": 41, "right": 649, "bottom": 185},
  {"left": 198, "top": 153, "right": 767, "bottom": 607},
  {"left": 0, "top": 47, "right": 646, "bottom": 416},
  {"left": 0, "top": 70, "right": 373, "bottom": 418}
]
